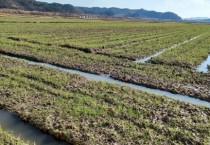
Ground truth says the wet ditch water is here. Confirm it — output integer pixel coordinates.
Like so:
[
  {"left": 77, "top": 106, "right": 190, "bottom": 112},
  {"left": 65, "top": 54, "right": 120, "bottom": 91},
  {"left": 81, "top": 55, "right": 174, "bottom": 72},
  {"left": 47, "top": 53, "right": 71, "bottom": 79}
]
[
  {"left": 0, "top": 110, "right": 69, "bottom": 145},
  {"left": 197, "top": 54, "right": 210, "bottom": 73}
]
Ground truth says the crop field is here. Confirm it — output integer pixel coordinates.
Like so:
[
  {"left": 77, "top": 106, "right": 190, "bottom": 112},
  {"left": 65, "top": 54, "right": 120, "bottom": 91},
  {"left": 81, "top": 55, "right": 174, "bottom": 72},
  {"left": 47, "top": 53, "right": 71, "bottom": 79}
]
[
  {"left": 0, "top": 15, "right": 209, "bottom": 60},
  {"left": 0, "top": 55, "right": 210, "bottom": 144},
  {"left": 0, "top": 14, "right": 210, "bottom": 144},
  {"left": 150, "top": 32, "right": 210, "bottom": 68},
  {"left": 0, "top": 15, "right": 209, "bottom": 100}
]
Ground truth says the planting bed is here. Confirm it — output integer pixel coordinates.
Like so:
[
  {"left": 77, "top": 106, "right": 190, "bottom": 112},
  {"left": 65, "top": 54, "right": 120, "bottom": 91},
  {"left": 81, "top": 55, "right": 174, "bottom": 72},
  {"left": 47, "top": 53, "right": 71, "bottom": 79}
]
[
  {"left": 150, "top": 33, "right": 210, "bottom": 69},
  {"left": 0, "top": 15, "right": 209, "bottom": 60},
  {"left": 0, "top": 56, "right": 210, "bottom": 144},
  {"left": 0, "top": 37, "right": 209, "bottom": 101}
]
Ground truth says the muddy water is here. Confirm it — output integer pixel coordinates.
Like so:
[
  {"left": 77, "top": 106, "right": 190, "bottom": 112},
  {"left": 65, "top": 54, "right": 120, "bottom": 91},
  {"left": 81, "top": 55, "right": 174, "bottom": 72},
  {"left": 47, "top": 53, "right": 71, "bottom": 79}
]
[
  {"left": 197, "top": 55, "right": 210, "bottom": 73},
  {"left": 0, "top": 110, "right": 69, "bottom": 145},
  {"left": 136, "top": 34, "right": 205, "bottom": 63}
]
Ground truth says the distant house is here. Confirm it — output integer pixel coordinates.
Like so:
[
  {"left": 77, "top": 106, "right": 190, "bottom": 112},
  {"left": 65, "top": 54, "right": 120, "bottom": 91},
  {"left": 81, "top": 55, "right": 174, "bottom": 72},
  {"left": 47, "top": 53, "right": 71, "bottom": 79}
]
[{"left": 80, "top": 15, "right": 97, "bottom": 19}]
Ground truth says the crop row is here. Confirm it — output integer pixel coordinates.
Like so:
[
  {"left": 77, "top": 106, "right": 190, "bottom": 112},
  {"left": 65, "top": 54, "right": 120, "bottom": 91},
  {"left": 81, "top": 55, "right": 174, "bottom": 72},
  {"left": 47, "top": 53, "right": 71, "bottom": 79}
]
[
  {"left": 1, "top": 16, "right": 209, "bottom": 60},
  {"left": 6, "top": 30, "right": 188, "bottom": 55},
  {"left": 150, "top": 32, "right": 210, "bottom": 69},
  {"left": 101, "top": 30, "right": 204, "bottom": 60},
  {"left": 0, "top": 55, "right": 210, "bottom": 144},
  {"left": 0, "top": 37, "right": 209, "bottom": 101},
  {"left": 5, "top": 28, "right": 204, "bottom": 61}
]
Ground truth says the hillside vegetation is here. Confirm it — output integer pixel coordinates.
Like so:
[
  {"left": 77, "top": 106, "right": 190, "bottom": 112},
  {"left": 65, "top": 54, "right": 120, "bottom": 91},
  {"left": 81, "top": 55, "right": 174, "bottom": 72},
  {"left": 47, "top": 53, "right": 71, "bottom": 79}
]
[{"left": 0, "top": 0, "right": 78, "bottom": 13}]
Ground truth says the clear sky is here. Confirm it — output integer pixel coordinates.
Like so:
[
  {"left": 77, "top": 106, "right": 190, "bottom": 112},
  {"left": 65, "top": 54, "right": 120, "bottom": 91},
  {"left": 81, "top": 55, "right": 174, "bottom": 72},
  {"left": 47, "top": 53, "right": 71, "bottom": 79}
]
[{"left": 39, "top": 0, "right": 210, "bottom": 18}]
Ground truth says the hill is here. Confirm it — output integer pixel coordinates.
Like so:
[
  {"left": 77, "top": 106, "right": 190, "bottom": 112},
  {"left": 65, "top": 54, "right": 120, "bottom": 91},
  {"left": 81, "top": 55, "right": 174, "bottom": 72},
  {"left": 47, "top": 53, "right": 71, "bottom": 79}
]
[
  {"left": 0, "top": 0, "right": 79, "bottom": 13},
  {"left": 0, "top": 0, "right": 182, "bottom": 21},
  {"left": 78, "top": 7, "right": 182, "bottom": 21}
]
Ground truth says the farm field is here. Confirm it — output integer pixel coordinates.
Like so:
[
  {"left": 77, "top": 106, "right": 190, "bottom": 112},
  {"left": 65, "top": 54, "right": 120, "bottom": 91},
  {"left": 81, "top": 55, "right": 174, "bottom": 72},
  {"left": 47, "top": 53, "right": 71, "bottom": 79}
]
[
  {"left": 0, "top": 15, "right": 209, "bottom": 101},
  {"left": 150, "top": 32, "right": 210, "bottom": 68},
  {"left": 0, "top": 55, "right": 210, "bottom": 144},
  {"left": 0, "top": 14, "right": 210, "bottom": 144},
  {"left": 0, "top": 15, "right": 209, "bottom": 60}
]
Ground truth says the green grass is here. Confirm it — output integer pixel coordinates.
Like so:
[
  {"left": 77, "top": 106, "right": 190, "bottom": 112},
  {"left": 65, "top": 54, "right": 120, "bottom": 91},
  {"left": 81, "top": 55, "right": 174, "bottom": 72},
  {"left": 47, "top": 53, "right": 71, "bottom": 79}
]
[
  {"left": 0, "top": 55, "right": 210, "bottom": 144},
  {"left": 0, "top": 15, "right": 209, "bottom": 101},
  {"left": 150, "top": 33, "right": 210, "bottom": 68},
  {"left": 0, "top": 15, "right": 209, "bottom": 60},
  {"left": 0, "top": 14, "right": 210, "bottom": 144},
  {"left": 0, "top": 35, "right": 209, "bottom": 100}
]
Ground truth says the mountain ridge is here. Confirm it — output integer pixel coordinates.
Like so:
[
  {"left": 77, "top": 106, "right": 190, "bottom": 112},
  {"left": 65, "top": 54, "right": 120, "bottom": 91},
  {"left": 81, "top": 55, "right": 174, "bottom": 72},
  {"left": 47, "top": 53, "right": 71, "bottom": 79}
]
[
  {"left": 78, "top": 7, "right": 182, "bottom": 21},
  {"left": 0, "top": 0, "right": 182, "bottom": 21}
]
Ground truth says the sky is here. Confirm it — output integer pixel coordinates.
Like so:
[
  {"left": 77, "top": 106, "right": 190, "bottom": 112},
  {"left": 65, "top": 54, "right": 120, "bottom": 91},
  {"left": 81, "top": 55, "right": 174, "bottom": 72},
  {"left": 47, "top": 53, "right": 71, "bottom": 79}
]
[{"left": 39, "top": 0, "right": 210, "bottom": 18}]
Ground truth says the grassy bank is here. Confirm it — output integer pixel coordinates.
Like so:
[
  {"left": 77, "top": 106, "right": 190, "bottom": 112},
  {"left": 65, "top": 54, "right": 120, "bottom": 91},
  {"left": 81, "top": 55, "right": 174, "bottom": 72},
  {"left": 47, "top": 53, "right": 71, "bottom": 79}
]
[{"left": 0, "top": 126, "right": 29, "bottom": 145}]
